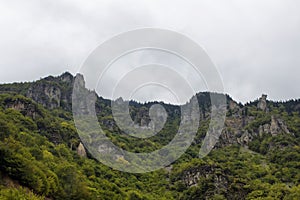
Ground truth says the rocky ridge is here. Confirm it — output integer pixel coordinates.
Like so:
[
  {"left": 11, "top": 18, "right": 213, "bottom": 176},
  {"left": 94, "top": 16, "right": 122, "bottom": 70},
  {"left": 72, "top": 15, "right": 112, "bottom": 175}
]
[{"left": 1, "top": 72, "right": 298, "bottom": 152}]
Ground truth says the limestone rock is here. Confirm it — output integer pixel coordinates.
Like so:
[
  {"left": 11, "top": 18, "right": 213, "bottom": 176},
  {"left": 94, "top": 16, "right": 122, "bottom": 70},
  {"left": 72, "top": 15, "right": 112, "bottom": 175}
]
[
  {"left": 6, "top": 98, "right": 40, "bottom": 119},
  {"left": 24, "top": 72, "right": 75, "bottom": 110},
  {"left": 257, "top": 115, "right": 290, "bottom": 136},
  {"left": 74, "top": 73, "right": 85, "bottom": 90},
  {"left": 259, "top": 124, "right": 271, "bottom": 136},
  {"left": 181, "top": 165, "right": 228, "bottom": 194},
  {"left": 27, "top": 83, "right": 61, "bottom": 109},
  {"left": 257, "top": 94, "right": 268, "bottom": 111},
  {"left": 77, "top": 142, "right": 87, "bottom": 157},
  {"left": 60, "top": 72, "right": 73, "bottom": 83},
  {"left": 270, "top": 115, "right": 290, "bottom": 136}
]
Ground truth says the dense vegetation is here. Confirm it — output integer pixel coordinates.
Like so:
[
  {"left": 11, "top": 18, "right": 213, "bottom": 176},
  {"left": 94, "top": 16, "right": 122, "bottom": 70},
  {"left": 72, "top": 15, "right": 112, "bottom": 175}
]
[{"left": 0, "top": 73, "right": 299, "bottom": 199}]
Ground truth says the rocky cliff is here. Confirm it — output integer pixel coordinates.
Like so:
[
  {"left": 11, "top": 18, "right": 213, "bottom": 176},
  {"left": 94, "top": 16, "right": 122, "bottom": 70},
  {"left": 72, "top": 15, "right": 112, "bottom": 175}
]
[
  {"left": 1, "top": 73, "right": 298, "bottom": 149},
  {"left": 0, "top": 72, "right": 299, "bottom": 199}
]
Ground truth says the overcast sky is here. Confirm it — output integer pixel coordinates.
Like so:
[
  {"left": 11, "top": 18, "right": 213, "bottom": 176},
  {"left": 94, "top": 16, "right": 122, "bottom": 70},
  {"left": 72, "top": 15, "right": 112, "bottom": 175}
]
[{"left": 0, "top": 0, "right": 299, "bottom": 103}]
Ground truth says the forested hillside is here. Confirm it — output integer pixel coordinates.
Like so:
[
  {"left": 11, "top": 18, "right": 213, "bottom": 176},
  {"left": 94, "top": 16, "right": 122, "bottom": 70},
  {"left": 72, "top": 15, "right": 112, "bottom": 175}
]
[{"left": 0, "top": 72, "right": 299, "bottom": 200}]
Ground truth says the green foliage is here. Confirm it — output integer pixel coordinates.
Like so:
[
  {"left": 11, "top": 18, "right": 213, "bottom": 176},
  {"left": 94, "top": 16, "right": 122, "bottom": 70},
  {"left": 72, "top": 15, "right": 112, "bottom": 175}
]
[
  {"left": 0, "top": 186, "right": 44, "bottom": 200},
  {"left": 0, "top": 90, "right": 299, "bottom": 200}
]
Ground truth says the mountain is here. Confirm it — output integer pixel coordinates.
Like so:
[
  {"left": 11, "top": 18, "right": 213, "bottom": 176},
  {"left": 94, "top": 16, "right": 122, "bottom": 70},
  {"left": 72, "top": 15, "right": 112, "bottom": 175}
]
[{"left": 0, "top": 72, "right": 299, "bottom": 200}]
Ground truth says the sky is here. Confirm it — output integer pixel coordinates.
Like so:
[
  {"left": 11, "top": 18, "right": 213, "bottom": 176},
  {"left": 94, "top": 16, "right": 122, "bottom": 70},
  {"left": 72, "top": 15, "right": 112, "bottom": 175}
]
[{"left": 0, "top": 0, "right": 299, "bottom": 103}]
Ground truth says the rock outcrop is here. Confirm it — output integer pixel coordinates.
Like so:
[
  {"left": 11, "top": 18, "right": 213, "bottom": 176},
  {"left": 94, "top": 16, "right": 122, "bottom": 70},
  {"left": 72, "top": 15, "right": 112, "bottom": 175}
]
[
  {"left": 179, "top": 164, "right": 230, "bottom": 198},
  {"left": 220, "top": 115, "right": 291, "bottom": 147},
  {"left": 1, "top": 72, "right": 297, "bottom": 161},
  {"left": 257, "top": 94, "right": 268, "bottom": 111},
  {"left": 26, "top": 72, "right": 75, "bottom": 110},
  {"left": 259, "top": 115, "right": 290, "bottom": 136},
  {"left": 27, "top": 82, "right": 61, "bottom": 109},
  {"left": 5, "top": 96, "right": 41, "bottom": 119},
  {"left": 77, "top": 142, "right": 87, "bottom": 157}
]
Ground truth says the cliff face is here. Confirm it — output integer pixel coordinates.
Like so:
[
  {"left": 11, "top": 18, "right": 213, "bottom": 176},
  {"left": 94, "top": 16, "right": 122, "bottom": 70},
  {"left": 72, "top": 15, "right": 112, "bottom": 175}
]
[
  {"left": 1, "top": 73, "right": 298, "bottom": 148},
  {"left": 26, "top": 72, "right": 74, "bottom": 110},
  {"left": 217, "top": 95, "right": 293, "bottom": 148},
  {"left": 219, "top": 115, "right": 291, "bottom": 147},
  {"left": 27, "top": 82, "right": 61, "bottom": 109},
  {"left": 0, "top": 73, "right": 299, "bottom": 160},
  {"left": 5, "top": 97, "right": 38, "bottom": 118}
]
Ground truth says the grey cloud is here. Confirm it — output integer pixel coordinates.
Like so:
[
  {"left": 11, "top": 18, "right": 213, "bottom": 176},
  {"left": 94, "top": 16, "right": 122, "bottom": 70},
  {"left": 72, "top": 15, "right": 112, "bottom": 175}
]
[{"left": 0, "top": 0, "right": 299, "bottom": 103}]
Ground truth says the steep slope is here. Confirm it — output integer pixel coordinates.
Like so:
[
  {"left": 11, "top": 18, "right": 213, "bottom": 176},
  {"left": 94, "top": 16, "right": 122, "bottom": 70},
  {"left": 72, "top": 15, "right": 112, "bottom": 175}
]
[{"left": 0, "top": 72, "right": 299, "bottom": 200}]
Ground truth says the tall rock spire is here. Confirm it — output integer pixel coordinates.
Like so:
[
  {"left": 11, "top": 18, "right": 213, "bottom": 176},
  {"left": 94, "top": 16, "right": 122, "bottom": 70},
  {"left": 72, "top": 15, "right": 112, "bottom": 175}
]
[{"left": 257, "top": 94, "right": 267, "bottom": 111}]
